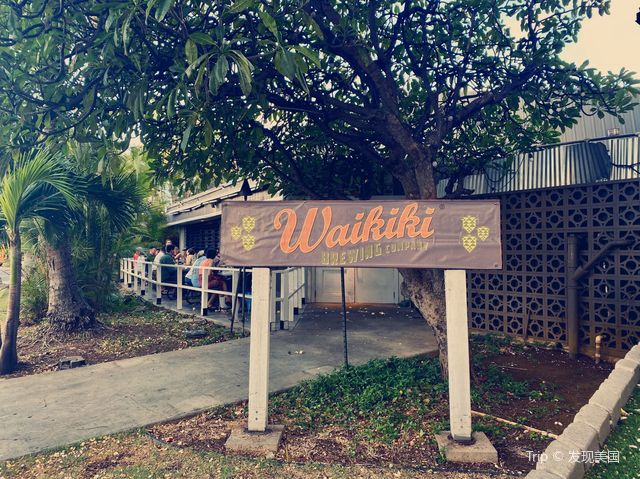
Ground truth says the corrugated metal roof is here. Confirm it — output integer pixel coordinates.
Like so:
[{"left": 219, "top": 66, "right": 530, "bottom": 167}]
[
  {"left": 437, "top": 135, "right": 639, "bottom": 196},
  {"left": 559, "top": 103, "right": 640, "bottom": 142}
]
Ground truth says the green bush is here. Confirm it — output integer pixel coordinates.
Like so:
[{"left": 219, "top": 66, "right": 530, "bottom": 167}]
[
  {"left": 270, "top": 356, "right": 446, "bottom": 443},
  {"left": 20, "top": 267, "right": 48, "bottom": 324}
]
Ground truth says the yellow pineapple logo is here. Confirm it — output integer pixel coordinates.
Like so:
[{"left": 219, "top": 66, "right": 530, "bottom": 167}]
[
  {"left": 242, "top": 216, "right": 256, "bottom": 233},
  {"left": 242, "top": 235, "right": 256, "bottom": 251},
  {"left": 461, "top": 215, "right": 477, "bottom": 233},
  {"left": 230, "top": 225, "right": 242, "bottom": 240},
  {"left": 459, "top": 216, "right": 490, "bottom": 253},
  {"left": 462, "top": 235, "right": 477, "bottom": 252},
  {"left": 231, "top": 215, "right": 257, "bottom": 251}
]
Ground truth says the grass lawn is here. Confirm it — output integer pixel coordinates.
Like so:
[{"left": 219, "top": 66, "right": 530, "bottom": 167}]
[
  {"left": 4, "top": 296, "right": 241, "bottom": 379},
  {"left": 586, "top": 388, "right": 640, "bottom": 479},
  {"left": 0, "top": 335, "right": 613, "bottom": 477}
]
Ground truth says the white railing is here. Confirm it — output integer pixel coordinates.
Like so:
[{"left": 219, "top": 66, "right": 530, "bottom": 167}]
[{"left": 119, "top": 258, "right": 306, "bottom": 330}]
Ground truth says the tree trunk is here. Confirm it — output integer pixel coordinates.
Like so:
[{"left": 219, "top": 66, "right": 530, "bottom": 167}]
[
  {"left": 0, "top": 234, "right": 22, "bottom": 374},
  {"left": 393, "top": 150, "right": 449, "bottom": 377},
  {"left": 400, "top": 268, "right": 448, "bottom": 376},
  {"left": 45, "top": 238, "right": 96, "bottom": 332}
]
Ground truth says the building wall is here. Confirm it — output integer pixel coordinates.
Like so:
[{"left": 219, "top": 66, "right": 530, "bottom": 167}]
[{"left": 468, "top": 178, "right": 640, "bottom": 359}]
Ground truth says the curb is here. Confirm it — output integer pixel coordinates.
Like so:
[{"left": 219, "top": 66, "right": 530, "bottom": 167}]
[{"left": 526, "top": 343, "right": 640, "bottom": 479}]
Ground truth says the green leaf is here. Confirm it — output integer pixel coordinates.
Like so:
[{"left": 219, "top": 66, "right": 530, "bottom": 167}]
[
  {"left": 195, "top": 62, "right": 207, "bottom": 91},
  {"left": 258, "top": 10, "right": 280, "bottom": 42},
  {"left": 204, "top": 119, "right": 214, "bottom": 147},
  {"left": 275, "top": 47, "right": 297, "bottom": 80},
  {"left": 227, "top": 0, "right": 254, "bottom": 14},
  {"left": 167, "top": 90, "right": 176, "bottom": 118},
  {"left": 214, "top": 55, "right": 229, "bottom": 84},
  {"left": 145, "top": 0, "right": 159, "bottom": 21},
  {"left": 181, "top": 123, "right": 192, "bottom": 151},
  {"left": 83, "top": 87, "right": 96, "bottom": 115},
  {"left": 122, "top": 11, "right": 133, "bottom": 53},
  {"left": 228, "top": 50, "right": 254, "bottom": 95},
  {"left": 208, "top": 74, "right": 219, "bottom": 95},
  {"left": 190, "top": 32, "right": 216, "bottom": 45},
  {"left": 185, "top": 53, "right": 209, "bottom": 77},
  {"left": 155, "top": 0, "right": 175, "bottom": 22},
  {"left": 185, "top": 39, "right": 198, "bottom": 65},
  {"left": 293, "top": 45, "right": 321, "bottom": 68},
  {"left": 105, "top": 10, "right": 117, "bottom": 32}
]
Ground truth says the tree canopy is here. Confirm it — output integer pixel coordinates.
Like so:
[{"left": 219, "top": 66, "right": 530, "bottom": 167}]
[{"left": 1, "top": 0, "right": 637, "bottom": 199}]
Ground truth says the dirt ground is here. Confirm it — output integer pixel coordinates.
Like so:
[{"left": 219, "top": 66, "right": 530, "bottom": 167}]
[
  {"left": 148, "top": 337, "right": 612, "bottom": 475},
  {"left": 0, "top": 432, "right": 520, "bottom": 479},
  {"left": 3, "top": 299, "right": 238, "bottom": 379}
]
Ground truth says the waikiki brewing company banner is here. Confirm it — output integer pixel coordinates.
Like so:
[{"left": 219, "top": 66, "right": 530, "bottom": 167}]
[{"left": 220, "top": 200, "right": 502, "bottom": 269}]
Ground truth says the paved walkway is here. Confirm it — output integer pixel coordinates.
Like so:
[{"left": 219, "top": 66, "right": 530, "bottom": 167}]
[{"left": 0, "top": 304, "right": 436, "bottom": 461}]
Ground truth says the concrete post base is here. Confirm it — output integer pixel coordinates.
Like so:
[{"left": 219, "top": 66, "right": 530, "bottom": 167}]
[
  {"left": 435, "top": 431, "right": 498, "bottom": 464},
  {"left": 225, "top": 425, "right": 284, "bottom": 459}
]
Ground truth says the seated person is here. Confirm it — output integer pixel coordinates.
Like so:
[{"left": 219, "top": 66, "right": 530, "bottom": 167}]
[
  {"left": 186, "top": 250, "right": 206, "bottom": 287},
  {"left": 199, "top": 248, "right": 231, "bottom": 310},
  {"left": 158, "top": 245, "right": 177, "bottom": 286},
  {"left": 184, "top": 248, "right": 196, "bottom": 266}
]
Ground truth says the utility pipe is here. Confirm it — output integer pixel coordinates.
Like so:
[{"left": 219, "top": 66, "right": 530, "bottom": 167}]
[{"left": 566, "top": 235, "right": 632, "bottom": 359}]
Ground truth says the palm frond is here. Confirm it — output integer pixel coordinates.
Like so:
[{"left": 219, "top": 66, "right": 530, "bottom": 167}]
[{"left": 0, "top": 147, "right": 77, "bottom": 233}]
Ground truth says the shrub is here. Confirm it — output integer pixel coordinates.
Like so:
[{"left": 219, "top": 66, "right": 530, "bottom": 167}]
[{"left": 20, "top": 266, "right": 48, "bottom": 324}]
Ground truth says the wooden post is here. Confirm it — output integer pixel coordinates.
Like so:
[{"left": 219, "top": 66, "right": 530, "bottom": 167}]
[
  {"left": 295, "top": 268, "right": 303, "bottom": 310},
  {"left": 176, "top": 265, "right": 183, "bottom": 310},
  {"left": 444, "top": 269, "right": 473, "bottom": 443},
  {"left": 201, "top": 269, "right": 209, "bottom": 316},
  {"left": 270, "top": 270, "right": 277, "bottom": 329},
  {"left": 140, "top": 262, "right": 146, "bottom": 296},
  {"left": 126, "top": 259, "right": 133, "bottom": 288},
  {"left": 156, "top": 265, "right": 162, "bottom": 305},
  {"left": 281, "top": 270, "right": 290, "bottom": 323},
  {"left": 119, "top": 259, "right": 124, "bottom": 283},
  {"left": 247, "top": 268, "right": 273, "bottom": 432},
  {"left": 133, "top": 261, "right": 139, "bottom": 294}
]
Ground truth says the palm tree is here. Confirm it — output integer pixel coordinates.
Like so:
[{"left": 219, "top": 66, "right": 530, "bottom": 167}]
[
  {"left": 40, "top": 145, "right": 143, "bottom": 331},
  {"left": 0, "top": 148, "right": 76, "bottom": 374}
]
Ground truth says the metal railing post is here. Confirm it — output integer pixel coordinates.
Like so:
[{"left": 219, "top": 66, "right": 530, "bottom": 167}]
[{"left": 231, "top": 269, "right": 239, "bottom": 322}]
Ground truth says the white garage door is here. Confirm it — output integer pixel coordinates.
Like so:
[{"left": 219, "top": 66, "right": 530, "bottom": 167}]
[{"left": 313, "top": 267, "right": 399, "bottom": 304}]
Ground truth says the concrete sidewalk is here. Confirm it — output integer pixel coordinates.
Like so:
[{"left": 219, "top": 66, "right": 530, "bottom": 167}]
[{"left": 0, "top": 304, "right": 436, "bottom": 461}]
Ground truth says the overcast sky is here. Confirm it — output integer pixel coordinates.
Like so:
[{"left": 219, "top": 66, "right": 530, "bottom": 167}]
[{"left": 561, "top": 2, "right": 640, "bottom": 77}]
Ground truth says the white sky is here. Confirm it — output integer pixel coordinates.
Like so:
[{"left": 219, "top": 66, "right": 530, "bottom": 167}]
[{"left": 561, "top": 1, "right": 640, "bottom": 77}]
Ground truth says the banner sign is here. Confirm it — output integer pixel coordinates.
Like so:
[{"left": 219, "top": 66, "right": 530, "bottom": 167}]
[{"left": 220, "top": 200, "right": 501, "bottom": 269}]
